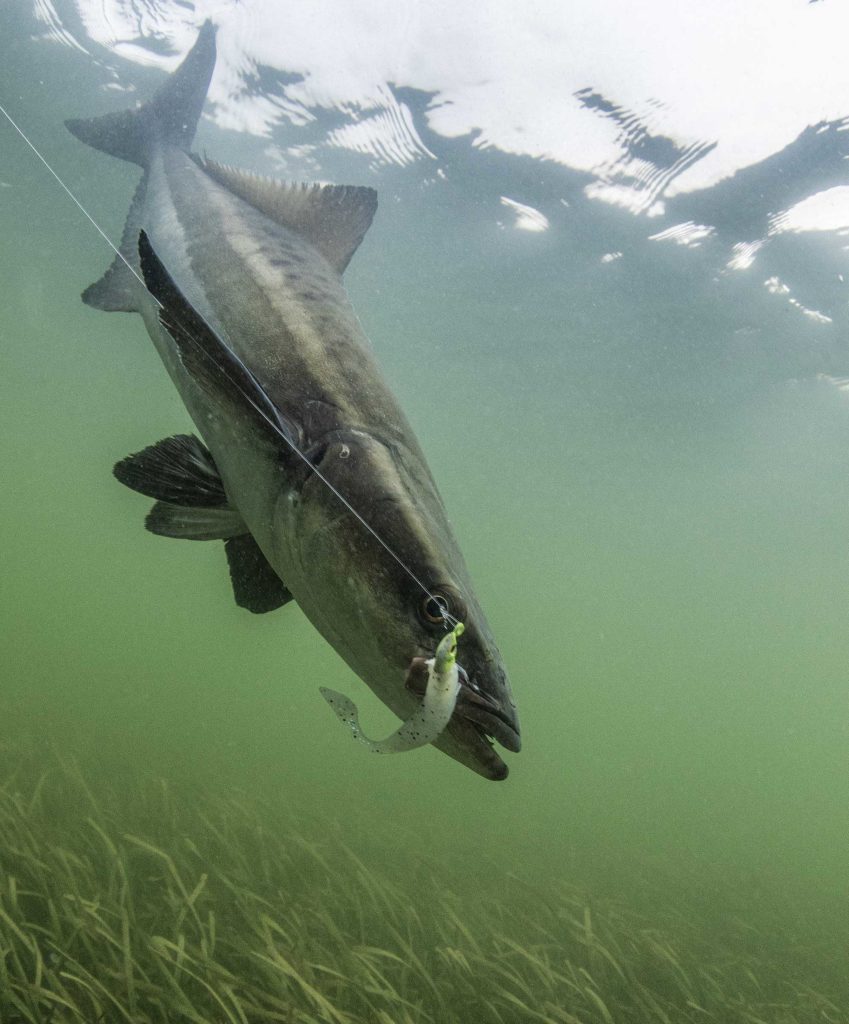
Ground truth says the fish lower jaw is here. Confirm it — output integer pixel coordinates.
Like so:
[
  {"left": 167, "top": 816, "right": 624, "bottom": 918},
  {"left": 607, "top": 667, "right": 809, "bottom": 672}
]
[
  {"left": 438, "top": 719, "right": 510, "bottom": 781},
  {"left": 455, "top": 677, "right": 521, "bottom": 755},
  {"left": 406, "top": 661, "right": 521, "bottom": 760}
]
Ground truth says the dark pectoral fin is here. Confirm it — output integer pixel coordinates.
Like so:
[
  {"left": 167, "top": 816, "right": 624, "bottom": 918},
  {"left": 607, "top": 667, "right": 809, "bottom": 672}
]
[
  {"left": 114, "top": 434, "right": 227, "bottom": 506},
  {"left": 137, "top": 231, "right": 297, "bottom": 449},
  {"left": 225, "top": 534, "right": 293, "bottom": 614}
]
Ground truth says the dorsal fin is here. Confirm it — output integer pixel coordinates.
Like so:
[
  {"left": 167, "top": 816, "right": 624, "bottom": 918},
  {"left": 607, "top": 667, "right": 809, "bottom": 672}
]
[{"left": 198, "top": 157, "right": 377, "bottom": 274}]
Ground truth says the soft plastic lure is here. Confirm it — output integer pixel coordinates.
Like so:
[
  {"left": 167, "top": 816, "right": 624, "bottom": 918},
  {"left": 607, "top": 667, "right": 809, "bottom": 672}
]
[{"left": 320, "top": 623, "right": 465, "bottom": 753}]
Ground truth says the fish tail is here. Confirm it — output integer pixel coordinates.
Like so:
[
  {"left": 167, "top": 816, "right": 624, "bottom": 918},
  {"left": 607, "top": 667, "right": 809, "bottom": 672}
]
[{"left": 65, "top": 20, "right": 217, "bottom": 167}]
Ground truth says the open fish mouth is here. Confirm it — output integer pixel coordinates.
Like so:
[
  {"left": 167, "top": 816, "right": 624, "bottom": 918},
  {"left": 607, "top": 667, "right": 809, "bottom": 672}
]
[
  {"left": 455, "top": 666, "right": 522, "bottom": 754},
  {"left": 404, "top": 656, "right": 520, "bottom": 774}
]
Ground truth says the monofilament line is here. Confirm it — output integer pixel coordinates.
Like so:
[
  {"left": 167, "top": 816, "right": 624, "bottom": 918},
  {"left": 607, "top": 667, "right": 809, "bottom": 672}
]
[
  {"left": 0, "top": 103, "right": 129, "bottom": 271},
  {"left": 0, "top": 101, "right": 458, "bottom": 629}
]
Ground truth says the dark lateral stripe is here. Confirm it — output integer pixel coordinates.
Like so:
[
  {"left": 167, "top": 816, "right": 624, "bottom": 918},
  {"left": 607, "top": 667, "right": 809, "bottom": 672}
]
[{"left": 137, "top": 230, "right": 296, "bottom": 447}]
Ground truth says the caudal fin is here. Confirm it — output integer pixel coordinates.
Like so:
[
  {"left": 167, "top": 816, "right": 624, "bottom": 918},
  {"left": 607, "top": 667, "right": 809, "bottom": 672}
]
[{"left": 65, "top": 20, "right": 216, "bottom": 166}]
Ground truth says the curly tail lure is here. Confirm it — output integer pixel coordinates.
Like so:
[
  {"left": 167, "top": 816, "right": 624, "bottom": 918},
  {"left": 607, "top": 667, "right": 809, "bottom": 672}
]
[{"left": 320, "top": 623, "right": 465, "bottom": 754}]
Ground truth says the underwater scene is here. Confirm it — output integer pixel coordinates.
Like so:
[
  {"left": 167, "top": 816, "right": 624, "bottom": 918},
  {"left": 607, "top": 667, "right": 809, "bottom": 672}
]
[{"left": 3, "top": 1, "right": 849, "bottom": 1020}]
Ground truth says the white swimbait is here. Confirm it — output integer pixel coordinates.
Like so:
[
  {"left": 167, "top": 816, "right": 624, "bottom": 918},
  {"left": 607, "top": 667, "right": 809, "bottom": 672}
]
[{"left": 320, "top": 623, "right": 465, "bottom": 753}]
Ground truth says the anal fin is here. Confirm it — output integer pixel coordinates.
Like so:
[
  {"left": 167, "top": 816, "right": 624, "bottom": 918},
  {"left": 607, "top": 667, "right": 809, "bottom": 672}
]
[
  {"left": 82, "top": 257, "right": 139, "bottom": 312},
  {"left": 81, "top": 174, "right": 146, "bottom": 313}
]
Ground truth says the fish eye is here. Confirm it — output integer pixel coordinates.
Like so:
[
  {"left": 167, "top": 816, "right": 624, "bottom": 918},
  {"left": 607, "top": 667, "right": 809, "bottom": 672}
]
[{"left": 420, "top": 593, "right": 450, "bottom": 625}]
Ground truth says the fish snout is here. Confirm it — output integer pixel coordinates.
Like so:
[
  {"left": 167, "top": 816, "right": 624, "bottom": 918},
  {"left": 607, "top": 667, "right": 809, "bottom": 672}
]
[
  {"left": 405, "top": 652, "right": 520, "bottom": 754},
  {"left": 455, "top": 664, "right": 522, "bottom": 753}
]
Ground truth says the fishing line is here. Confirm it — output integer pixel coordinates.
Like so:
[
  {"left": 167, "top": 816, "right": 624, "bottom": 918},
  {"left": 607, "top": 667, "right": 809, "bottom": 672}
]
[{"left": 0, "top": 102, "right": 459, "bottom": 629}]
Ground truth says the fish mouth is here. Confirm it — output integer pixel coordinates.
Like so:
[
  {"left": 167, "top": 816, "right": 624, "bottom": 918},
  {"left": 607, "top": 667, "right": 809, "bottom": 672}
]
[
  {"left": 455, "top": 666, "right": 522, "bottom": 754},
  {"left": 404, "top": 656, "right": 520, "bottom": 780}
]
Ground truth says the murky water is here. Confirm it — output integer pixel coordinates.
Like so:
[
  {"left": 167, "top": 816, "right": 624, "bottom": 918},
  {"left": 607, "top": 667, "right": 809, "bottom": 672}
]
[{"left": 2, "top": 3, "right": 849, "bottom": 1020}]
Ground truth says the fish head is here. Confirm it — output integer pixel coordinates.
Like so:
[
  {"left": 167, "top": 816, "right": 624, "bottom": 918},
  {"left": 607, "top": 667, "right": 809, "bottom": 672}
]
[{"left": 290, "top": 431, "right": 521, "bottom": 780}]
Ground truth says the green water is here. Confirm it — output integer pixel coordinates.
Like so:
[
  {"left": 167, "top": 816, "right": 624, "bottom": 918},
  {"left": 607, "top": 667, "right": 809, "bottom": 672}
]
[{"left": 2, "top": 5, "right": 849, "bottom": 1020}]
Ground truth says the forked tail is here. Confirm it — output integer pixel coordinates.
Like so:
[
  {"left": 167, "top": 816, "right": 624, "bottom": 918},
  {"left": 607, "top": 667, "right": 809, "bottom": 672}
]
[{"left": 65, "top": 21, "right": 216, "bottom": 167}]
